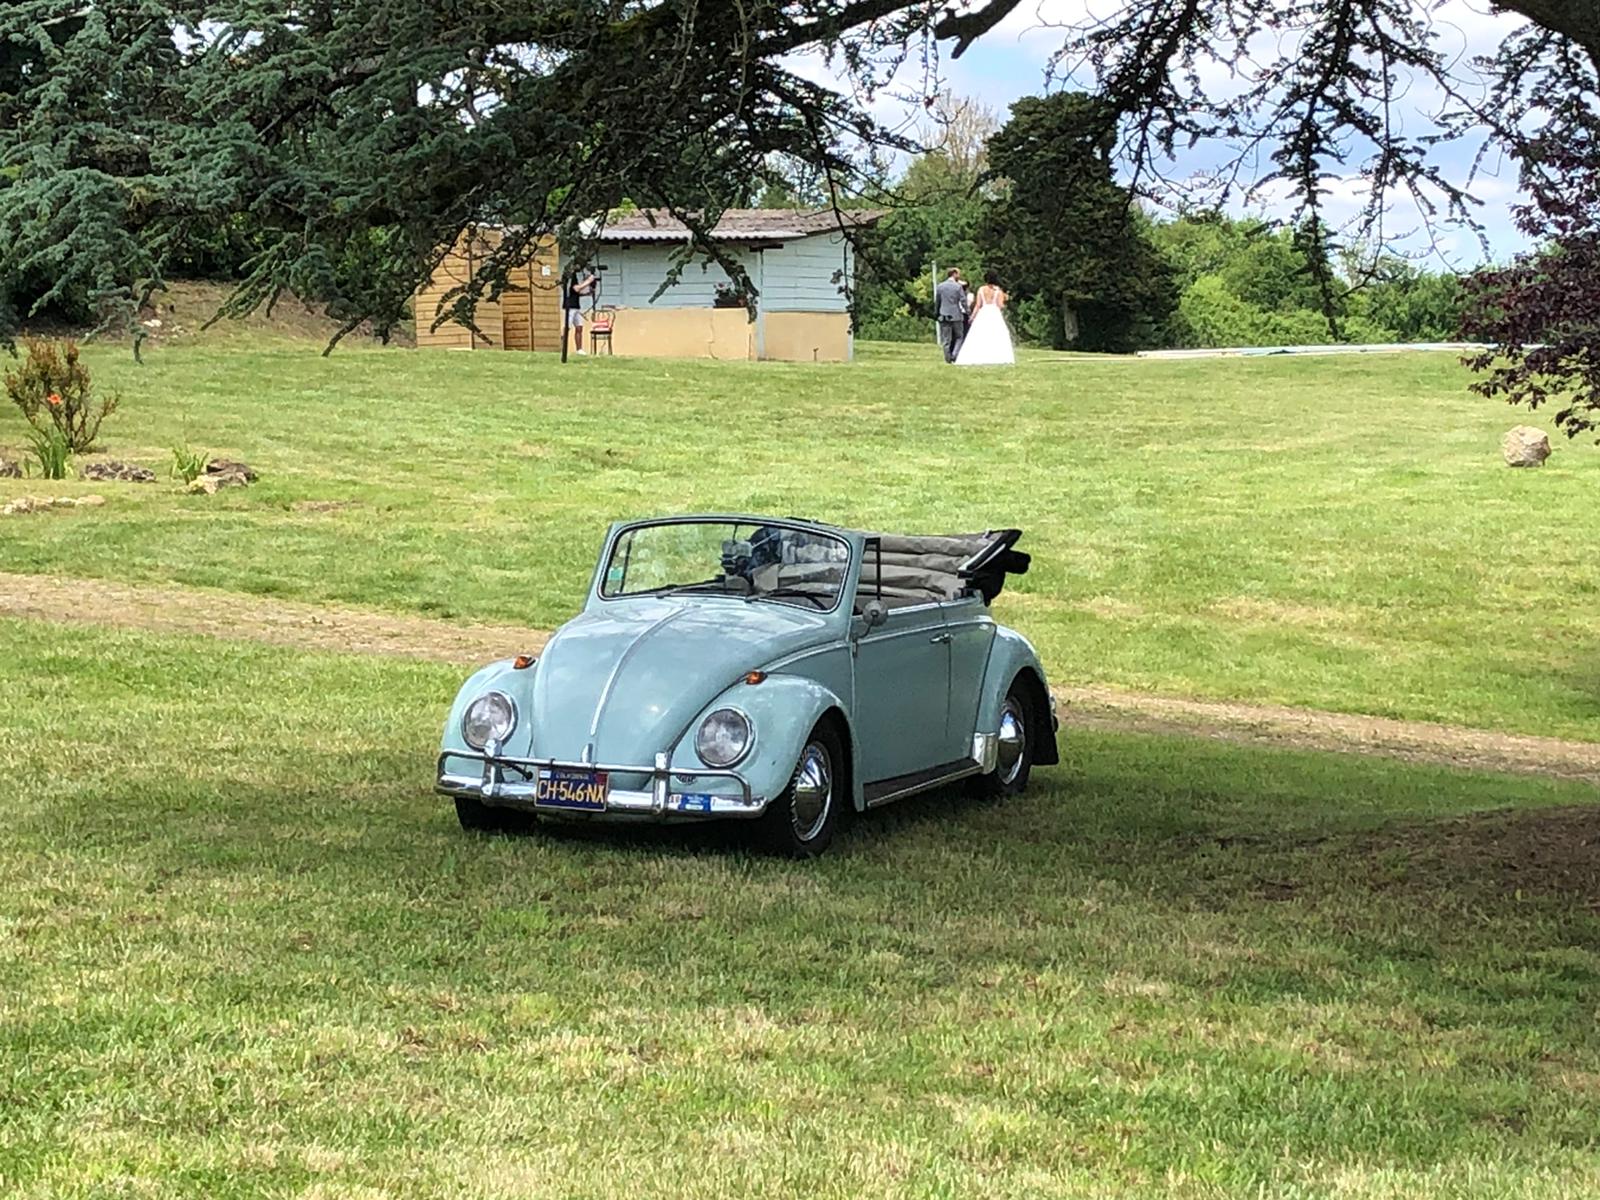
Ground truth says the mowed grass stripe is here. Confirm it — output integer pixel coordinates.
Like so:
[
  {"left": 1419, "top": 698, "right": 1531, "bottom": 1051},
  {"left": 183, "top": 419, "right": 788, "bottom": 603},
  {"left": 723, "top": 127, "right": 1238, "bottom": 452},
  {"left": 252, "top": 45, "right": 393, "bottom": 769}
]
[
  {"left": 6, "top": 570, "right": 1600, "bottom": 784},
  {"left": 2, "top": 344, "right": 1599, "bottom": 739},
  {"left": 2, "top": 619, "right": 1599, "bottom": 1197}
]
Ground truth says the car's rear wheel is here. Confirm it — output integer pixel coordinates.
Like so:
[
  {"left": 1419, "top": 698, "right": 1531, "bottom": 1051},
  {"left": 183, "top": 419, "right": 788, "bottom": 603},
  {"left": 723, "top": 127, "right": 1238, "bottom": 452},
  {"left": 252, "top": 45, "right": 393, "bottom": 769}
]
[
  {"left": 970, "top": 684, "right": 1033, "bottom": 799},
  {"left": 455, "top": 795, "right": 536, "bottom": 835},
  {"left": 755, "top": 721, "right": 844, "bottom": 858}
]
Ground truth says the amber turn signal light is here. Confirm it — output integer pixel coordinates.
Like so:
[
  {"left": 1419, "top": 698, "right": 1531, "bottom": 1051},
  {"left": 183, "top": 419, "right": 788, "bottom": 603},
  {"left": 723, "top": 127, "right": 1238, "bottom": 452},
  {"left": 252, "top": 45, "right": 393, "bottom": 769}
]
[
  {"left": 513, "top": 655, "right": 536, "bottom": 670},
  {"left": 743, "top": 670, "right": 767, "bottom": 685}
]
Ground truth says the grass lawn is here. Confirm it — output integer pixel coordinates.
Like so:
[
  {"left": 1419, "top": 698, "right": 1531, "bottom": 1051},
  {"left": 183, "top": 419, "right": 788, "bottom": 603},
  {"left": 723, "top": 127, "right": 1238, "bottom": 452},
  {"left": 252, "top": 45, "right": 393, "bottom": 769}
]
[
  {"left": 3, "top": 619, "right": 1599, "bottom": 1198},
  {"left": 3, "top": 338, "right": 1597, "bottom": 740}
]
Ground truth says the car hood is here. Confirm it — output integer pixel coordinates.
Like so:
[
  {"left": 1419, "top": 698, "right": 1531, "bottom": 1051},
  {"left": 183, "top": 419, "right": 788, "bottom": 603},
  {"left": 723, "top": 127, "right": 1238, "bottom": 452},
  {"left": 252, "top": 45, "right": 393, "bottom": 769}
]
[{"left": 528, "top": 597, "right": 833, "bottom": 763}]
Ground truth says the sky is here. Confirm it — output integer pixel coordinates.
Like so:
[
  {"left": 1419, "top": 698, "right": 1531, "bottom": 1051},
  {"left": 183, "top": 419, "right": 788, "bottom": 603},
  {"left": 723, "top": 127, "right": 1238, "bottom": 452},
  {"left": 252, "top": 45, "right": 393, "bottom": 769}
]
[{"left": 806, "top": 0, "right": 1535, "bottom": 267}]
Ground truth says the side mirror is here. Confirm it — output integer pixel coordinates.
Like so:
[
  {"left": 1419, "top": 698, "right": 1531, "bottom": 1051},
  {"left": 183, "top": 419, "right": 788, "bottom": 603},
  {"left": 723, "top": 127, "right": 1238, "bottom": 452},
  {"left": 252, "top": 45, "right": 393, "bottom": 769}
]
[{"left": 861, "top": 598, "right": 888, "bottom": 629}]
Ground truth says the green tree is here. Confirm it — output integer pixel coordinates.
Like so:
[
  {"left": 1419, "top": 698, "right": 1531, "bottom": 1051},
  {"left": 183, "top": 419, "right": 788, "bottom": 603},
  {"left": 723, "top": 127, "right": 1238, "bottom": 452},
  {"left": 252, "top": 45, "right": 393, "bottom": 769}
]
[
  {"left": 1148, "top": 211, "right": 1250, "bottom": 292},
  {"left": 978, "top": 93, "right": 1174, "bottom": 352},
  {"left": 1346, "top": 259, "right": 1464, "bottom": 343},
  {"left": 1150, "top": 212, "right": 1464, "bottom": 348},
  {"left": 1223, "top": 227, "right": 1329, "bottom": 314},
  {"left": 1153, "top": 213, "right": 1333, "bottom": 315},
  {"left": 853, "top": 189, "right": 984, "bottom": 341},
  {"left": 852, "top": 97, "right": 995, "bottom": 342},
  {"left": 0, "top": 1, "right": 934, "bottom": 349},
  {"left": 1, "top": 0, "right": 1591, "bottom": 357},
  {"left": 1, "top": 2, "right": 187, "bottom": 336}
]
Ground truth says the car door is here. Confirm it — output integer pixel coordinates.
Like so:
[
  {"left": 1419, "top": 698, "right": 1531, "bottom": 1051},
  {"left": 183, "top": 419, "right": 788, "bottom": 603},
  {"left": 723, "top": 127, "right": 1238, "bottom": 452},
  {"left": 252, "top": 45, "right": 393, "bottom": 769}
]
[
  {"left": 941, "top": 596, "right": 997, "bottom": 762},
  {"left": 851, "top": 601, "right": 951, "bottom": 783}
]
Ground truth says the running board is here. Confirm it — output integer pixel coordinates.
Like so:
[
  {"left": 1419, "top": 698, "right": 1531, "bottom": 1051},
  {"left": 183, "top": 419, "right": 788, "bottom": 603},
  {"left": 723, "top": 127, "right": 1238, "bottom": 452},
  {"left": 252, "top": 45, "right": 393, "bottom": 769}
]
[{"left": 863, "top": 758, "right": 983, "bottom": 808}]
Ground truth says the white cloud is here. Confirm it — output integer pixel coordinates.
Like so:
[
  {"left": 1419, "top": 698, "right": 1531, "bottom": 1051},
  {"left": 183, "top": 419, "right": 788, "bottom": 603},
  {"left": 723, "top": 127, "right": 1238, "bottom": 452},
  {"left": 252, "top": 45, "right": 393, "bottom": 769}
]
[
  {"left": 983, "top": 0, "right": 1096, "bottom": 42},
  {"left": 970, "top": 0, "right": 1524, "bottom": 63},
  {"left": 1427, "top": 0, "right": 1529, "bottom": 62},
  {"left": 1224, "top": 169, "right": 1524, "bottom": 268}
]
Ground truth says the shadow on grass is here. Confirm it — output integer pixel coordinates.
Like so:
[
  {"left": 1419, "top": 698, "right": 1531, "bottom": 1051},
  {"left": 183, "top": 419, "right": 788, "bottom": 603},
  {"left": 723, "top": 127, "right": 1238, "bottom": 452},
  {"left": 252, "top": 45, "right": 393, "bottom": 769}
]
[
  {"left": 33, "top": 725, "right": 1600, "bottom": 927},
  {"left": 455, "top": 767, "right": 1600, "bottom": 915},
  {"left": 485, "top": 779, "right": 1006, "bottom": 853},
  {"left": 16, "top": 728, "right": 1600, "bottom": 1180}
]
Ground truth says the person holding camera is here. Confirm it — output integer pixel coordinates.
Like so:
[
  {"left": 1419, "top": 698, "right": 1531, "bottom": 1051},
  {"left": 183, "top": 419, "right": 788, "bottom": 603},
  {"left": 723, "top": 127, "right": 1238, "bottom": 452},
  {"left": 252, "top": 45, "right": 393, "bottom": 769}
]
[{"left": 564, "top": 267, "right": 599, "bottom": 354}]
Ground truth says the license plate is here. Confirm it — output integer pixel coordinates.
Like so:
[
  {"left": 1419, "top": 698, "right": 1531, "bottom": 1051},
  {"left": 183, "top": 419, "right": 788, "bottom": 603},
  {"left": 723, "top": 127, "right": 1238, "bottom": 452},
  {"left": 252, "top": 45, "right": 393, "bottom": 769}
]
[{"left": 534, "top": 768, "right": 609, "bottom": 812}]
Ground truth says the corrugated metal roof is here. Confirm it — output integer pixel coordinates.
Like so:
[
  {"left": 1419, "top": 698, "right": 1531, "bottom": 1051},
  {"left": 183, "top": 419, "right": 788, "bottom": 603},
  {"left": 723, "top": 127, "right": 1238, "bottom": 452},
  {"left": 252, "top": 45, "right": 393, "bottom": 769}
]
[{"left": 588, "top": 207, "right": 883, "bottom": 243}]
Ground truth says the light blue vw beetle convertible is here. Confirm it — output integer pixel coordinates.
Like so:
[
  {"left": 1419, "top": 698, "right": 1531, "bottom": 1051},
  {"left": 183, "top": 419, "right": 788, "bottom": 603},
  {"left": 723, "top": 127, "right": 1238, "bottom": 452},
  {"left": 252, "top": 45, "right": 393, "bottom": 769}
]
[{"left": 437, "top": 515, "right": 1058, "bottom": 856}]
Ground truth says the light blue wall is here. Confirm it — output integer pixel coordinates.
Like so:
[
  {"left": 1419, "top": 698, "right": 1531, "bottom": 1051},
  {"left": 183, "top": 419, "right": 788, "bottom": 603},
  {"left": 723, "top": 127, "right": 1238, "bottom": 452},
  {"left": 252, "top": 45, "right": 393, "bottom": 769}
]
[
  {"left": 759, "top": 234, "right": 853, "bottom": 312},
  {"left": 593, "top": 233, "right": 853, "bottom": 313}
]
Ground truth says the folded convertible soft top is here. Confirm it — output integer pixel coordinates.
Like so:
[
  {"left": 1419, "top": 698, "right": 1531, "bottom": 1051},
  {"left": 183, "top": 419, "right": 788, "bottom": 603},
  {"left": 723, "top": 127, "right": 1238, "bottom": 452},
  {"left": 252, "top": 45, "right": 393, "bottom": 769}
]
[{"left": 857, "top": 528, "right": 1030, "bottom": 605}]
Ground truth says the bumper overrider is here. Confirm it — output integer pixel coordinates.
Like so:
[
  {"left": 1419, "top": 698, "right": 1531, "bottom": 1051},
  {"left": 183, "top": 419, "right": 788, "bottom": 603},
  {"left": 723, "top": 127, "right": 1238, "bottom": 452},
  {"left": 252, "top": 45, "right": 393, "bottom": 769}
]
[{"left": 436, "top": 741, "right": 766, "bottom": 819}]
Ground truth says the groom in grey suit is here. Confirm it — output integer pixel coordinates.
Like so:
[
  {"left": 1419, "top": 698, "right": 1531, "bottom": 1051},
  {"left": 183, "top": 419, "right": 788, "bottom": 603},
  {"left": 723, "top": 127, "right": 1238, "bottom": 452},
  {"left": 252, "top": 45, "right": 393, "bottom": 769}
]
[{"left": 935, "top": 267, "right": 968, "bottom": 363}]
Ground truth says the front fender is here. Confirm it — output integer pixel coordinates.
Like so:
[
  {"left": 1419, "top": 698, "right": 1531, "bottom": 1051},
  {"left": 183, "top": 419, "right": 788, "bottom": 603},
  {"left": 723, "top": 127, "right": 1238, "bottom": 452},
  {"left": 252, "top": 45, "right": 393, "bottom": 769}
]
[
  {"left": 977, "top": 628, "right": 1059, "bottom": 766},
  {"left": 671, "top": 674, "right": 860, "bottom": 811},
  {"left": 439, "top": 659, "right": 538, "bottom": 763}
]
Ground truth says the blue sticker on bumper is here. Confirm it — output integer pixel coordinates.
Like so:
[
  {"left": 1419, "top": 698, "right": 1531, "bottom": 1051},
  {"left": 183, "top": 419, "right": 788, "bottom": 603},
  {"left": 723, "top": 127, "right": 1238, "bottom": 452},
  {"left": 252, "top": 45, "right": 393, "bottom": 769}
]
[{"left": 673, "top": 793, "right": 714, "bottom": 813}]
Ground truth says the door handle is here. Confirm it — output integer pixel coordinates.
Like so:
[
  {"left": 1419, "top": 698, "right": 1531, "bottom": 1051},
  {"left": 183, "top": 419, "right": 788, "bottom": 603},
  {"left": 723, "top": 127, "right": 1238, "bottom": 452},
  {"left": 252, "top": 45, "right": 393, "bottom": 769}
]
[{"left": 930, "top": 633, "right": 952, "bottom": 643}]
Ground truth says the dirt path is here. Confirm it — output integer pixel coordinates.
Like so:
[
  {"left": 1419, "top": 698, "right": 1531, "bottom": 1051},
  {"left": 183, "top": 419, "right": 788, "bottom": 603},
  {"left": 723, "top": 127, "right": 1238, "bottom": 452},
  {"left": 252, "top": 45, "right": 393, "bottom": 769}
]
[
  {"left": 1058, "top": 687, "right": 1600, "bottom": 786},
  {"left": 0, "top": 571, "right": 549, "bottom": 665},
  {"left": 5, "top": 571, "right": 1598, "bottom": 786}
]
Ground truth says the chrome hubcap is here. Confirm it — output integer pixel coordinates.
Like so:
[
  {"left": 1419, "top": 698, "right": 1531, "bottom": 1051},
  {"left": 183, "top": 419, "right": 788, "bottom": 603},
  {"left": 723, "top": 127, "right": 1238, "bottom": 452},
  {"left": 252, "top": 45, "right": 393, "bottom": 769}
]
[
  {"left": 791, "top": 741, "right": 833, "bottom": 841},
  {"left": 997, "top": 700, "right": 1026, "bottom": 785}
]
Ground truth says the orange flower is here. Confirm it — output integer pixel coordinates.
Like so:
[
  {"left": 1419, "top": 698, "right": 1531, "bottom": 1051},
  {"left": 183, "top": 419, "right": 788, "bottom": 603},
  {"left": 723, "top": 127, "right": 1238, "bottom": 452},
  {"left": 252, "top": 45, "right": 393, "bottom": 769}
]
[{"left": 45, "top": 392, "right": 62, "bottom": 407}]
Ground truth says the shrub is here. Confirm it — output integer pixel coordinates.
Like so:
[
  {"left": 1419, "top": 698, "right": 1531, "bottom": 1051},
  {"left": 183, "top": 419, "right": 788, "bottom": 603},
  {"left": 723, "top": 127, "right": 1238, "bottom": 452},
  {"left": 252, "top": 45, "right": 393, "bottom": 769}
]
[
  {"left": 1347, "top": 269, "right": 1462, "bottom": 342},
  {"left": 4, "top": 338, "right": 120, "bottom": 453},
  {"left": 24, "top": 423, "right": 70, "bottom": 480},
  {"left": 1167, "top": 275, "right": 1271, "bottom": 347},
  {"left": 170, "top": 444, "right": 208, "bottom": 485},
  {"left": 1168, "top": 275, "right": 1351, "bottom": 348},
  {"left": 857, "top": 313, "right": 934, "bottom": 343},
  {"left": 1008, "top": 296, "right": 1056, "bottom": 347}
]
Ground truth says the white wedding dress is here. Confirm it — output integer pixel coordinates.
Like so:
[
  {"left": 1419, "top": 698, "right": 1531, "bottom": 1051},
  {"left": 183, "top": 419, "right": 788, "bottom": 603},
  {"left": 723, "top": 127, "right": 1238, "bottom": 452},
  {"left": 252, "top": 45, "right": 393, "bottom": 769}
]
[{"left": 955, "top": 286, "right": 1015, "bottom": 366}]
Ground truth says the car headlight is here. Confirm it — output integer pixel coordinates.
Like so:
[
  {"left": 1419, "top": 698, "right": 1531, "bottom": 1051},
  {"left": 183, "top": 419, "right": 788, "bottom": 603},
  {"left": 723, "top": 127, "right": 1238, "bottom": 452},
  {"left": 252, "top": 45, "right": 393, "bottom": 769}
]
[
  {"left": 462, "top": 691, "right": 517, "bottom": 749},
  {"left": 695, "top": 708, "right": 752, "bottom": 768}
]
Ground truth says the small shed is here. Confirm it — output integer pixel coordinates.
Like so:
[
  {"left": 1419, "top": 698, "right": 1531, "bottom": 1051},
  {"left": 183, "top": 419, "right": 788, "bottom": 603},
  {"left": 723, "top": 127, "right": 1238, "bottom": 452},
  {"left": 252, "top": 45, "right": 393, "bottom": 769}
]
[
  {"left": 413, "top": 229, "right": 563, "bottom": 352},
  {"left": 412, "top": 208, "right": 880, "bottom": 362},
  {"left": 586, "top": 208, "right": 880, "bottom": 362}
]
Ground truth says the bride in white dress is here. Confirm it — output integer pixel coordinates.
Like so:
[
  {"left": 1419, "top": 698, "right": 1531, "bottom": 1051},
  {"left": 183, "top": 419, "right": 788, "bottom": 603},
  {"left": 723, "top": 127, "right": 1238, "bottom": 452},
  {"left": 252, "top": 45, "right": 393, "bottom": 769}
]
[{"left": 955, "top": 271, "right": 1015, "bottom": 366}]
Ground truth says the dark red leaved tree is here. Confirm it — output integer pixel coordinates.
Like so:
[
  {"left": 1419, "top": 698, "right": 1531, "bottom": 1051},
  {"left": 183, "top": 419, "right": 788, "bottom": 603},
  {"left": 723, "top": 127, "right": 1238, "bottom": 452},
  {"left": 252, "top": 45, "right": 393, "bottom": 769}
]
[{"left": 1461, "top": 116, "right": 1600, "bottom": 438}]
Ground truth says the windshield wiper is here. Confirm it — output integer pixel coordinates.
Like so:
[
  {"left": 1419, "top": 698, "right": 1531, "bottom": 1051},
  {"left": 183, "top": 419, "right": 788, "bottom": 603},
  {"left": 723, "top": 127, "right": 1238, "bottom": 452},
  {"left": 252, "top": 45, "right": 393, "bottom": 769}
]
[
  {"left": 753, "top": 586, "right": 832, "bottom": 610},
  {"left": 621, "top": 578, "right": 726, "bottom": 597},
  {"left": 666, "top": 578, "right": 740, "bottom": 596}
]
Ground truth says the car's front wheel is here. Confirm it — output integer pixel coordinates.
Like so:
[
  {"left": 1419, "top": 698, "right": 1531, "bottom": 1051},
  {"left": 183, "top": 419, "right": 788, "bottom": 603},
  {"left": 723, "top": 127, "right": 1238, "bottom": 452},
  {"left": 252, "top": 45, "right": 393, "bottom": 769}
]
[
  {"left": 454, "top": 795, "right": 536, "bottom": 835},
  {"left": 970, "top": 684, "right": 1033, "bottom": 799},
  {"left": 755, "top": 721, "right": 844, "bottom": 858}
]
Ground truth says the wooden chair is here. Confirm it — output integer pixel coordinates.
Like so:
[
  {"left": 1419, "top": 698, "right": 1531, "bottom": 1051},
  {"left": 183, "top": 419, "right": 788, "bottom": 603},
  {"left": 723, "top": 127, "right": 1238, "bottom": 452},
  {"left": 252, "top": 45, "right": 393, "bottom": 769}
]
[{"left": 589, "top": 305, "right": 618, "bottom": 355}]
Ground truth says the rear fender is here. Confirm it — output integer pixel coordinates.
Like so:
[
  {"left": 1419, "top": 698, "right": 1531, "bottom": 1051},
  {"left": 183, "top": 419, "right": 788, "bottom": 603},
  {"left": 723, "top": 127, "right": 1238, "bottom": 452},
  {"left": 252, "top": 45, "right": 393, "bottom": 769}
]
[
  {"left": 976, "top": 629, "right": 1059, "bottom": 766},
  {"left": 670, "top": 675, "right": 860, "bottom": 811}
]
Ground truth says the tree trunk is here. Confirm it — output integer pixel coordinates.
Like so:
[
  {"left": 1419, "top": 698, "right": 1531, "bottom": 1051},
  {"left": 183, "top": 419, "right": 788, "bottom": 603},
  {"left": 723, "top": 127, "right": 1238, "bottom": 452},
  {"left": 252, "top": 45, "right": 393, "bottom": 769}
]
[{"left": 1060, "top": 302, "right": 1080, "bottom": 350}]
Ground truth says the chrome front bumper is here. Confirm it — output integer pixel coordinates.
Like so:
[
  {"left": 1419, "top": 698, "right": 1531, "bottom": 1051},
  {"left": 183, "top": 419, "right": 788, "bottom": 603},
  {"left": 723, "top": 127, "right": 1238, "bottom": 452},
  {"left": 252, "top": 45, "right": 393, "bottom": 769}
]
[{"left": 435, "top": 746, "right": 765, "bottom": 819}]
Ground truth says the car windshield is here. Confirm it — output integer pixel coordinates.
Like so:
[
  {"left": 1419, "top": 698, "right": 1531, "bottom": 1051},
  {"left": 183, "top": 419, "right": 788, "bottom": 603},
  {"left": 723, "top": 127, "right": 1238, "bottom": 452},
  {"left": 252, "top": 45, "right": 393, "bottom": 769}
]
[{"left": 601, "top": 521, "right": 851, "bottom": 611}]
